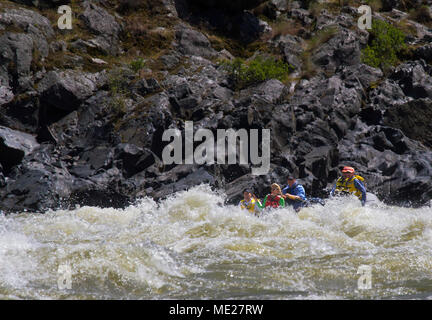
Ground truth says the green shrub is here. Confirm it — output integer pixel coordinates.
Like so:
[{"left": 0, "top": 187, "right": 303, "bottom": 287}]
[
  {"left": 129, "top": 57, "right": 146, "bottom": 73},
  {"left": 220, "top": 55, "right": 293, "bottom": 90},
  {"left": 108, "top": 68, "right": 132, "bottom": 114},
  {"left": 361, "top": 19, "right": 406, "bottom": 69}
]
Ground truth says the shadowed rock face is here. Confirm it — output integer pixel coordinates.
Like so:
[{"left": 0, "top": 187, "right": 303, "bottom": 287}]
[
  {"left": 384, "top": 98, "right": 432, "bottom": 148},
  {"left": 176, "top": 0, "right": 270, "bottom": 43},
  {"left": 7, "top": 0, "right": 71, "bottom": 8},
  {"left": 0, "top": 126, "right": 39, "bottom": 173},
  {"left": 0, "top": 0, "right": 431, "bottom": 212},
  {"left": 186, "top": 0, "right": 267, "bottom": 12}
]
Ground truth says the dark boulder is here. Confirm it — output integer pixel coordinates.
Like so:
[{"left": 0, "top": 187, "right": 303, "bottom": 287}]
[
  {"left": 0, "top": 7, "right": 54, "bottom": 65},
  {"left": 37, "top": 71, "right": 101, "bottom": 127},
  {"left": 0, "top": 144, "right": 73, "bottom": 213},
  {"left": 275, "top": 34, "right": 304, "bottom": 71},
  {"left": 312, "top": 27, "right": 366, "bottom": 73},
  {"left": 133, "top": 78, "right": 161, "bottom": 97},
  {"left": 0, "top": 85, "right": 14, "bottom": 106},
  {"left": 114, "top": 143, "right": 156, "bottom": 178},
  {"left": 413, "top": 44, "right": 432, "bottom": 63},
  {"left": 151, "top": 166, "right": 216, "bottom": 200},
  {"left": 174, "top": 25, "right": 217, "bottom": 59},
  {"left": 79, "top": 2, "right": 123, "bottom": 55},
  {"left": 0, "top": 32, "right": 34, "bottom": 93},
  {"left": 383, "top": 98, "right": 432, "bottom": 148},
  {"left": 0, "top": 125, "right": 39, "bottom": 173},
  {"left": 390, "top": 61, "right": 432, "bottom": 99},
  {"left": 368, "top": 79, "right": 410, "bottom": 110}
]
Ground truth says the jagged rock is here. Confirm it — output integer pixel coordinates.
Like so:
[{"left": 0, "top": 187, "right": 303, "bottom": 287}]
[
  {"left": 80, "top": 2, "right": 122, "bottom": 37},
  {"left": 133, "top": 78, "right": 161, "bottom": 96},
  {"left": 289, "top": 8, "right": 314, "bottom": 25},
  {"left": 0, "top": 85, "right": 14, "bottom": 106},
  {"left": 0, "top": 143, "right": 74, "bottom": 212},
  {"left": 50, "top": 40, "right": 67, "bottom": 53},
  {"left": 413, "top": 44, "right": 432, "bottom": 63},
  {"left": 275, "top": 34, "right": 304, "bottom": 70},
  {"left": 243, "top": 79, "right": 289, "bottom": 104},
  {"left": 79, "top": 2, "right": 122, "bottom": 55},
  {"left": 114, "top": 143, "right": 156, "bottom": 178},
  {"left": 151, "top": 166, "right": 215, "bottom": 200},
  {"left": 271, "top": 0, "right": 289, "bottom": 12},
  {"left": 383, "top": 98, "right": 432, "bottom": 148},
  {"left": 368, "top": 79, "right": 410, "bottom": 109},
  {"left": 238, "top": 11, "right": 271, "bottom": 43},
  {"left": 159, "top": 53, "right": 181, "bottom": 70},
  {"left": 37, "top": 70, "right": 101, "bottom": 113},
  {"left": 340, "top": 64, "right": 383, "bottom": 89},
  {"left": 0, "top": 7, "right": 55, "bottom": 39},
  {"left": 1, "top": 91, "right": 40, "bottom": 133},
  {"left": 390, "top": 60, "right": 432, "bottom": 99},
  {"left": 116, "top": 92, "right": 173, "bottom": 159},
  {"left": 174, "top": 25, "right": 217, "bottom": 58},
  {"left": 312, "top": 27, "right": 365, "bottom": 73},
  {"left": 69, "top": 39, "right": 98, "bottom": 54},
  {"left": 0, "top": 32, "right": 34, "bottom": 93},
  {"left": 0, "top": 126, "right": 39, "bottom": 173},
  {"left": 0, "top": 7, "right": 54, "bottom": 59},
  {"left": 315, "top": 10, "right": 355, "bottom": 30}
]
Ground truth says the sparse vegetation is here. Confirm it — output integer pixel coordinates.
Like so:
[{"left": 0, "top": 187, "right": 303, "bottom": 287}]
[
  {"left": 363, "top": 0, "right": 383, "bottom": 12},
  {"left": 361, "top": 19, "right": 406, "bottom": 69},
  {"left": 108, "top": 68, "right": 133, "bottom": 115},
  {"left": 129, "top": 57, "right": 146, "bottom": 73},
  {"left": 409, "top": 5, "right": 432, "bottom": 24},
  {"left": 299, "top": 26, "right": 338, "bottom": 79},
  {"left": 270, "top": 19, "right": 304, "bottom": 38},
  {"left": 220, "top": 55, "right": 294, "bottom": 90},
  {"left": 308, "top": 26, "right": 338, "bottom": 52}
]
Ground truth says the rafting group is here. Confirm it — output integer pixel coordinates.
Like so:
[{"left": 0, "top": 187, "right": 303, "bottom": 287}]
[{"left": 239, "top": 166, "right": 368, "bottom": 215}]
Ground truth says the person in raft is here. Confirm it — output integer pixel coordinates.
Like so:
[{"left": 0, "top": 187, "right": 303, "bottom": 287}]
[
  {"left": 281, "top": 175, "right": 307, "bottom": 212},
  {"left": 330, "top": 166, "right": 367, "bottom": 206},
  {"left": 239, "top": 189, "right": 262, "bottom": 216},
  {"left": 253, "top": 183, "right": 285, "bottom": 210}
]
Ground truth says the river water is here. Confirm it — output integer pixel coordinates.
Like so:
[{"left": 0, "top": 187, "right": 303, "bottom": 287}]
[{"left": 1, "top": 185, "right": 431, "bottom": 300}]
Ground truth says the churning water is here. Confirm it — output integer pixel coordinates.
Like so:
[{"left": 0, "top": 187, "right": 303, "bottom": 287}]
[{"left": 1, "top": 185, "right": 431, "bottom": 300}]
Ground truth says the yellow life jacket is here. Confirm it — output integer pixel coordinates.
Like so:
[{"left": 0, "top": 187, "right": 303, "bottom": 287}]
[
  {"left": 336, "top": 175, "right": 365, "bottom": 200},
  {"left": 240, "top": 198, "right": 257, "bottom": 213}
]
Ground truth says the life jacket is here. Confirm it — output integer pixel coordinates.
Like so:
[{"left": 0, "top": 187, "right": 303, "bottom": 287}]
[
  {"left": 265, "top": 195, "right": 282, "bottom": 208},
  {"left": 240, "top": 198, "right": 257, "bottom": 213},
  {"left": 336, "top": 175, "right": 365, "bottom": 199}
]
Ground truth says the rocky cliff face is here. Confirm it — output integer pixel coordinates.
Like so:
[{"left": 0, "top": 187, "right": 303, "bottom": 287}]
[{"left": 0, "top": 0, "right": 431, "bottom": 213}]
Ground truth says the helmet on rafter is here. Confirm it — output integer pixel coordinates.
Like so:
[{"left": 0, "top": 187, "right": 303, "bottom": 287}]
[{"left": 341, "top": 166, "right": 355, "bottom": 173}]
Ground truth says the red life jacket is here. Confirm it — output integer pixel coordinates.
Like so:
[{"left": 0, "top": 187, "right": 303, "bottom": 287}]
[{"left": 265, "top": 195, "right": 281, "bottom": 208}]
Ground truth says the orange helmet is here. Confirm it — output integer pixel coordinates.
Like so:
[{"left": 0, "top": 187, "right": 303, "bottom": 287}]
[{"left": 342, "top": 166, "right": 355, "bottom": 173}]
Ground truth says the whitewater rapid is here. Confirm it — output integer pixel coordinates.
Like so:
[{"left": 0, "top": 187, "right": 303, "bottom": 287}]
[{"left": 1, "top": 185, "right": 431, "bottom": 299}]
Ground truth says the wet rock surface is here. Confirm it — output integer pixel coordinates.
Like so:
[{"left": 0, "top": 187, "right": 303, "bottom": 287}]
[{"left": 0, "top": 0, "right": 431, "bottom": 213}]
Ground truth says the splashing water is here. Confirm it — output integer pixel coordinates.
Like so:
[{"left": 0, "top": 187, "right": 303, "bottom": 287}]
[{"left": 0, "top": 185, "right": 431, "bottom": 299}]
